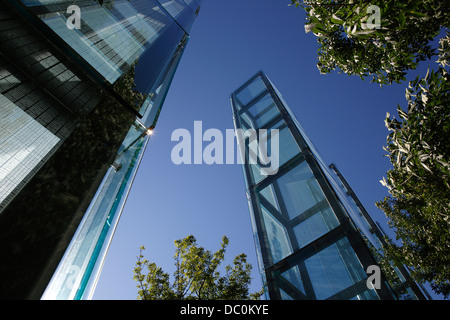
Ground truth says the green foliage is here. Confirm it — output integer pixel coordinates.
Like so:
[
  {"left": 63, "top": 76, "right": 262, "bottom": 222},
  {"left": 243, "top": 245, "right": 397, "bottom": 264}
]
[
  {"left": 290, "top": 0, "right": 449, "bottom": 85},
  {"left": 376, "top": 33, "right": 450, "bottom": 298},
  {"left": 133, "top": 235, "right": 264, "bottom": 300},
  {"left": 112, "top": 61, "right": 147, "bottom": 111}
]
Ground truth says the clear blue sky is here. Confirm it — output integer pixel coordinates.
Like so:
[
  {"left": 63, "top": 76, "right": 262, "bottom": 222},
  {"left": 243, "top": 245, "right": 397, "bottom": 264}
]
[{"left": 92, "top": 0, "right": 443, "bottom": 300}]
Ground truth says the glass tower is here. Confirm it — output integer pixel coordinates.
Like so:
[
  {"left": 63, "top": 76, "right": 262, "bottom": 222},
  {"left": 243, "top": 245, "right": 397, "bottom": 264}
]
[
  {"left": 0, "top": 0, "right": 201, "bottom": 299},
  {"left": 230, "top": 71, "right": 430, "bottom": 300}
]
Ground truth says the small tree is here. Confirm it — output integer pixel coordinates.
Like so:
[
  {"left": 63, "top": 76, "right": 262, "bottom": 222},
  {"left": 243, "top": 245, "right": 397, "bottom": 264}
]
[
  {"left": 133, "top": 235, "right": 264, "bottom": 300},
  {"left": 376, "top": 33, "right": 450, "bottom": 298}
]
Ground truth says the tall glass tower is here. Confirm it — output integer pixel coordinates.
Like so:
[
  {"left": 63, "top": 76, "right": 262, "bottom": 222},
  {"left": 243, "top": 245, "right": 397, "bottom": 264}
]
[
  {"left": 0, "top": 0, "right": 201, "bottom": 299},
  {"left": 230, "top": 71, "right": 430, "bottom": 300}
]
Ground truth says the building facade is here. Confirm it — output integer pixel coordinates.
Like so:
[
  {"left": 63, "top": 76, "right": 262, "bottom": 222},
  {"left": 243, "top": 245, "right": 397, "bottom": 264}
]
[
  {"left": 0, "top": 0, "right": 201, "bottom": 299},
  {"left": 230, "top": 71, "right": 430, "bottom": 300}
]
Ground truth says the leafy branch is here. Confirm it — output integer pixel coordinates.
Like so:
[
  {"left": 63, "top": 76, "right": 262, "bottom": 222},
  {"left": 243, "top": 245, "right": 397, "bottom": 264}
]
[{"left": 290, "top": 0, "right": 449, "bottom": 85}]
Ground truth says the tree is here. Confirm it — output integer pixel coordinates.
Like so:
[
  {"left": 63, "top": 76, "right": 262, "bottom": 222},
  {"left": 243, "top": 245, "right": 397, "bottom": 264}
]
[
  {"left": 133, "top": 235, "right": 264, "bottom": 300},
  {"left": 375, "top": 33, "right": 450, "bottom": 298},
  {"left": 290, "top": 0, "right": 449, "bottom": 85}
]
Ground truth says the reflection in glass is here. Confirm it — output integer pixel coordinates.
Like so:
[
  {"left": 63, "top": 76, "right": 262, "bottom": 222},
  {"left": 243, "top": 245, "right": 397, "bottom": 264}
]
[
  {"left": 44, "top": 15, "right": 123, "bottom": 83},
  {"left": 260, "top": 205, "right": 292, "bottom": 264}
]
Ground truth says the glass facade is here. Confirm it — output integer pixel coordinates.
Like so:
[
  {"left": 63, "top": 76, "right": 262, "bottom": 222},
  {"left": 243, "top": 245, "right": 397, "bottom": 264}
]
[
  {"left": 231, "top": 71, "right": 430, "bottom": 300},
  {"left": 0, "top": 0, "right": 200, "bottom": 299}
]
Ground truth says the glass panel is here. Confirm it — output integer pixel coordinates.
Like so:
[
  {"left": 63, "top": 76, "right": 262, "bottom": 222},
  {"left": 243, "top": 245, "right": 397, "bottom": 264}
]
[
  {"left": 157, "top": 0, "right": 196, "bottom": 33},
  {"left": 270, "top": 125, "right": 300, "bottom": 167},
  {"left": 158, "top": 0, "right": 186, "bottom": 19},
  {"left": 132, "top": 25, "right": 185, "bottom": 97},
  {"left": 239, "top": 112, "right": 253, "bottom": 130},
  {"left": 81, "top": 7, "right": 145, "bottom": 66},
  {"left": 280, "top": 288, "right": 294, "bottom": 300},
  {"left": 304, "top": 238, "right": 367, "bottom": 300},
  {"left": 293, "top": 206, "right": 340, "bottom": 248},
  {"left": 182, "top": 0, "right": 200, "bottom": 12},
  {"left": 113, "top": 2, "right": 159, "bottom": 46},
  {"left": 239, "top": 120, "right": 300, "bottom": 186},
  {"left": 249, "top": 161, "right": 267, "bottom": 185},
  {"left": 259, "top": 184, "right": 281, "bottom": 212},
  {"left": 278, "top": 161, "right": 327, "bottom": 220},
  {"left": 244, "top": 93, "right": 279, "bottom": 128},
  {"left": 281, "top": 265, "right": 305, "bottom": 295},
  {"left": 43, "top": 15, "right": 123, "bottom": 83},
  {"left": 235, "top": 76, "right": 266, "bottom": 108},
  {"left": 242, "top": 127, "right": 278, "bottom": 184},
  {"left": 260, "top": 205, "right": 292, "bottom": 264}
]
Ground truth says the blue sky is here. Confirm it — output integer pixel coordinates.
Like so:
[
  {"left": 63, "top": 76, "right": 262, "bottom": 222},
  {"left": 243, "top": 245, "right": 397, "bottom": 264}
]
[{"left": 92, "top": 0, "right": 443, "bottom": 300}]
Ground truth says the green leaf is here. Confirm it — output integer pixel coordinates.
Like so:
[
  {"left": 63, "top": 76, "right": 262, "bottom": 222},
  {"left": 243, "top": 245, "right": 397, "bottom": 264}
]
[
  {"left": 398, "top": 12, "right": 406, "bottom": 27},
  {"left": 409, "top": 10, "right": 428, "bottom": 18},
  {"left": 331, "top": 14, "right": 344, "bottom": 25}
]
